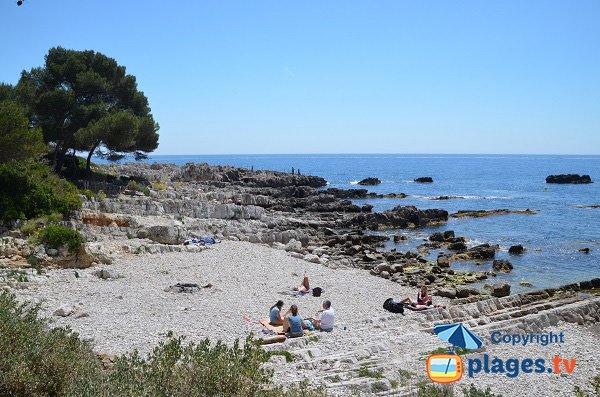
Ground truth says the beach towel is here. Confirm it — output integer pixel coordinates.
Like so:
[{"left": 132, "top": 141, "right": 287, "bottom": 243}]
[{"left": 259, "top": 319, "right": 285, "bottom": 335}]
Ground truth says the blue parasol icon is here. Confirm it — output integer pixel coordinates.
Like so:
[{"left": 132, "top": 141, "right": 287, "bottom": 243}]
[{"left": 434, "top": 323, "right": 483, "bottom": 350}]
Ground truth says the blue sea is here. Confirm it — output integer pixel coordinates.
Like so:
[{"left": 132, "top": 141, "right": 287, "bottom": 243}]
[{"left": 114, "top": 154, "right": 600, "bottom": 292}]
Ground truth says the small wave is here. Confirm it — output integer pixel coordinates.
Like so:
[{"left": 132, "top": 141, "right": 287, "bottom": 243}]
[{"left": 350, "top": 180, "right": 359, "bottom": 185}]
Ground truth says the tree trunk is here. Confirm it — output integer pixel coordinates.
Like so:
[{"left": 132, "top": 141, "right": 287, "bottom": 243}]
[{"left": 85, "top": 141, "right": 101, "bottom": 179}]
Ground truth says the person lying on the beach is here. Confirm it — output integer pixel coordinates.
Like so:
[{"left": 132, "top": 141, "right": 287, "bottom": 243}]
[
  {"left": 269, "top": 300, "right": 291, "bottom": 326},
  {"left": 307, "top": 300, "right": 335, "bottom": 332},
  {"left": 282, "top": 304, "right": 310, "bottom": 338},
  {"left": 293, "top": 272, "right": 310, "bottom": 293}
]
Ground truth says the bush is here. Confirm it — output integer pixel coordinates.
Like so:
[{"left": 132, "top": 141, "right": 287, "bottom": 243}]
[
  {"left": 127, "top": 180, "right": 151, "bottom": 196},
  {"left": 574, "top": 374, "right": 600, "bottom": 397},
  {"left": 38, "top": 225, "right": 84, "bottom": 253},
  {"left": 0, "top": 292, "right": 100, "bottom": 397},
  {"left": 0, "top": 291, "right": 328, "bottom": 397},
  {"left": 0, "top": 160, "right": 82, "bottom": 222}
]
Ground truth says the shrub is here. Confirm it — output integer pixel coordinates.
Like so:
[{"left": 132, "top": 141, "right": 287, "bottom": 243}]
[
  {"left": 574, "top": 374, "right": 600, "bottom": 397},
  {"left": 152, "top": 181, "right": 168, "bottom": 190},
  {"left": 0, "top": 292, "right": 100, "bottom": 397},
  {"left": 127, "top": 180, "right": 151, "bottom": 196},
  {"left": 0, "top": 291, "right": 328, "bottom": 397},
  {"left": 38, "top": 225, "right": 84, "bottom": 253},
  {"left": 0, "top": 161, "right": 82, "bottom": 222}
]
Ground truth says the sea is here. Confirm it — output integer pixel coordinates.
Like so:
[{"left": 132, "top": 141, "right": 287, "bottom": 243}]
[{"left": 108, "top": 154, "right": 600, "bottom": 293}]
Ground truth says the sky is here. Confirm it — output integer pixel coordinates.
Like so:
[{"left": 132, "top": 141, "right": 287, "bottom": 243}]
[{"left": 1, "top": 1, "right": 599, "bottom": 155}]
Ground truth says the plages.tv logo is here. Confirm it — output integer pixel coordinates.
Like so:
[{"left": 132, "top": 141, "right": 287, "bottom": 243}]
[
  {"left": 426, "top": 323, "right": 577, "bottom": 383},
  {"left": 427, "top": 323, "right": 482, "bottom": 383}
]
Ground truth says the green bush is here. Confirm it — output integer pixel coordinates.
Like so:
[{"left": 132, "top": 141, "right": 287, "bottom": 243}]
[
  {"left": 574, "top": 374, "right": 600, "bottom": 397},
  {"left": 38, "top": 225, "right": 84, "bottom": 253},
  {"left": 0, "top": 291, "right": 328, "bottom": 397},
  {"left": 0, "top": 160, "right": 82, "bottom": 222},
  {"left": 0, "top": 292, "right": 100, "bottom": 397}
]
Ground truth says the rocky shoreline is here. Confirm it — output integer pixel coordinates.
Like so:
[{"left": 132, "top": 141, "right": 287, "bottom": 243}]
[{"left": 1, "top": 161, "right": 600, "bottom": 396}]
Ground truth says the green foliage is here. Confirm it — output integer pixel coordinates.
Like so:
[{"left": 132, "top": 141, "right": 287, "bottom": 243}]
[
  {"left": 127, "top": 180, "right": 150, "bottom": 196},
  {"left": 152, "top": 181, "right": 168, "bottom": 190},
  {"left": 430, "top": 347, "right": 470, "bottom": 356},
  {"left": 268, "top": 350, "right": 294, "bottom": 363},
  {"left": 414, "top": 380, "right": 454, "bottom": 397},
  {"left": 38, "top": 225, "right": 84, "bottom": 253},
  {"left": 0, "top": 291, "right": 328, "bottom": 397},
  {"left": 0, "top": 161, "right": 82, "bottom": 222},
  {"left": 0, "top": 270, "right": 29, "bottom": 283},
  {"left": 20, "top": 213, "right": 64, "bottom": 236},
  {"left": 574, "top": 374, "right": 600, "bottom": 397},
  {"left": 0, "top": 292, "right": 100, "bottom": 397},
  {"left": 358, "top": 365, "right": 384, "bottom": 379},
  {"left": 0, "top": 100, "right": 46, "bottom": 163},
  {"left": 27, "top": 256, "right": 41, "bottom": 267},
  {"left": 16, "top": 47, "right": 159, "bottom": 174},
  {"left": 462, "top": 384, "right": 503, "bottom": 397}
]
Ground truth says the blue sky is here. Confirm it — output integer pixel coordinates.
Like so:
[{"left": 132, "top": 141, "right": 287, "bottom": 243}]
[{"left": 1, "top": 1, "right": 599, "bottom": 155}]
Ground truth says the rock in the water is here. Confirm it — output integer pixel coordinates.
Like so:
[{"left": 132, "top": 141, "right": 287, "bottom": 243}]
[
  {"left": 508, "top": 244, "right": 525, "bottom": 255},
  {"left": 357, "top": 177, "right": 381, "bottom": 186},
  {"left": 490, "top": 283, "right": 511, "bottom": 297},
  {"left": 437, "top": 255, "right": 450, "bottom": 268},
  {"left": 492, "top": 259, "right": 513, "bottom": 273},
  {"left": 414, "top": 177, "right": 433, "bottom": 183},
  {"left": 578, "top": 247, "right": 591, "bottom": 254},
  {"left": 546, "top": 174, "right": 592, "bottom": 184}
]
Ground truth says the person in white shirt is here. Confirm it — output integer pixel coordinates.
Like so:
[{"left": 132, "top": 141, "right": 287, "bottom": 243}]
[{"left": 308, "top": 300, "right": 335, "bottom": 332}]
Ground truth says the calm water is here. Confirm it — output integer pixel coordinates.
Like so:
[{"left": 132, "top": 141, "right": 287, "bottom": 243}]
[{"left": 113, "top": 154, "right": 600, "bottom": 292}]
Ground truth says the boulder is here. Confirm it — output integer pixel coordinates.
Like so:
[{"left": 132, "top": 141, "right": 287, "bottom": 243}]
[
  {"left": 284, "top": 239, "right": 303, "bottom": 253},
  {"left": 489, "top": 283, "right": 511, "bottom": 297},
  {"left": 414, "top": 177, "right": 433, "bottom": 183},
  {"left": 492, "top": 259, "right": 513, "bottom": 273},
  {"left": 578, "top": 248, "right": 591, "bottom": 254},
  {"left": 53, "top": 304, "right": 75, "bottom": 317},
  {"left": 437, "top": 255, "right": 450, "bottom": 268},
  {"left": 455, "top": 286, "right": 480, "bottom": 298},
  {"left": 436, "top": 288, "right": 457, "bottom": 299},
  {"left": 147, "top": 226, "right": 184, "bottom": 245},
  {"left": 546, "top": 174, "right": 592, "bottom": 184},
  {"left": 508, "top": 244, "right": 525, "bottom": 255},
  {"left": 303, "top": 254, "right": 321, "bottom": 264},
  {"left": 357, "top": 177, "right": 381, "bottom": 186},
  {"left": 93, "top": 269, "right": 121, "bottom": 280}
]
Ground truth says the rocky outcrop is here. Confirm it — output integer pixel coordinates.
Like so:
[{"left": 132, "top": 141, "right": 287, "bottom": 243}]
[
  {"left": 452, "top": 244, "right": 498, "bottom": 261},
  {"left": 348, "top": 206, "right": 448, "bottom": 230},
  {"left": 414, "top": 177, "right": 433, "bottom": 183},
  {"left": 450, "top": 209, "right": 537, "bottom": 218},
  {"left": 492, "top": 259, "right": 513, "bottom": 273},
  {"left": 546, "top": 174, "right": 592, "bottom": 184},
  {"left": 508, "top": 244, "right": 525, "bottom": 255},
  {"left": 357, "top": 177, "right": 381, "bottom": 186}
]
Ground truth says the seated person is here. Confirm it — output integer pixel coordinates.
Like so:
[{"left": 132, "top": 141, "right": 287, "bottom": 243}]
[
  {"left": 282, "top": 305, "right": 308, "bottom": 338},
  {"left": 400, "top": 285, "right": 431, "bottom": 306},
  {"left": 269, "top": 300, "right": 290, "bottom": 326},
  {"left": 293, "top": 272, "right": 310, "bottom": 293},
  {"left": 399, "top": 286, "right": 446, "bottom": 311},
  {"left": 307, "top": 300, "right": 335, "bottom": 332}
]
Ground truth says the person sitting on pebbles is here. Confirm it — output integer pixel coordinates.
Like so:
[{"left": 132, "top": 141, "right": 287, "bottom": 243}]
[
  {"left": 307, "top": 300, "right": 335, "bottom": 332},
  {"left": 399, "top": 286, "right": 445, "bottom": 310},
  {"left": 269, "top": 300, "right": 291, "bottom": 326},
  {"left": 282, "top": 305, "right": 310, "bottom": 338}
]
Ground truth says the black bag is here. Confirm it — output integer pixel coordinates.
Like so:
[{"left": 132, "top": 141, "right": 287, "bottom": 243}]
[
  {"left": 312, "top": 287, "right": 323, "bottom": 297},
  {"left": 383, "top": 298, "right": 404, "bottom": 314}
]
